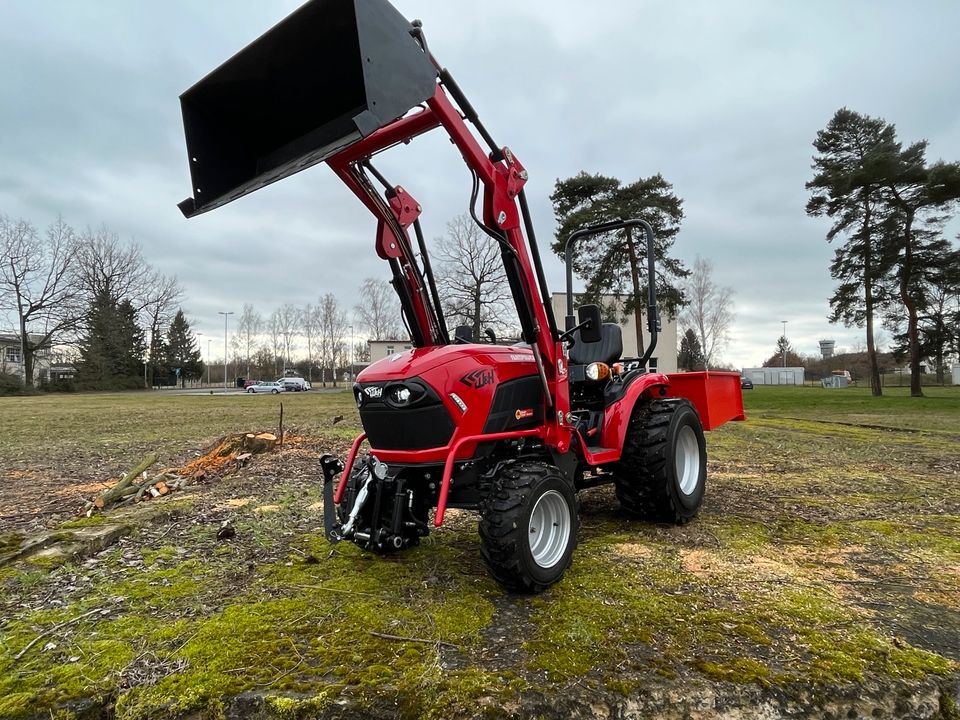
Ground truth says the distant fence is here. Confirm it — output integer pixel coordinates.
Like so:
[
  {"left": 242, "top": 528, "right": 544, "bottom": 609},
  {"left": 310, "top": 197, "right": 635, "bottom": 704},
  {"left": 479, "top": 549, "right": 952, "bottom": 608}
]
[
  {"left": 801, "top": 372, "right": 956, "bottom": 388},
  {"left": 880, "top": 371, "right": 955, "bottom": 387}
]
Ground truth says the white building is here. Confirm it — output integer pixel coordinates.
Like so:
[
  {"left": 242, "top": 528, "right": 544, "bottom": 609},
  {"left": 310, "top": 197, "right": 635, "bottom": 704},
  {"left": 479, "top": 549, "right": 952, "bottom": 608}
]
[
  {"left": 0, "top": 333, "right": 52, "bottom": 382},
  {"left": 549, "top": 293, "right": 678, "bottom": 373},
  {"left": 742, "top": 366, "right": 805, "bottom": 385},
  {"left": 368, "top": 339, "right": 413, "bottom": 363}
]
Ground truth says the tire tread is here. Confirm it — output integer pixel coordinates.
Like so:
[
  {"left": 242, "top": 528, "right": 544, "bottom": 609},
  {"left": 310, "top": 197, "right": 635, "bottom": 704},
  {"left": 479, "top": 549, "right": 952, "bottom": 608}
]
[
  {"left": 478, "top": 461, "right": 577, "bottom": 593},
  {"left": 614, "top": 398, "right": 703, "bottom": 524}
]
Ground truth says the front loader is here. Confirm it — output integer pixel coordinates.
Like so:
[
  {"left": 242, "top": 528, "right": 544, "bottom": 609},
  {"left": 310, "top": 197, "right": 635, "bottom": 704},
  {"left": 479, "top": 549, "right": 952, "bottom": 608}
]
[{"left": 177, "top": 0, "right": 745, "bottom": 592}]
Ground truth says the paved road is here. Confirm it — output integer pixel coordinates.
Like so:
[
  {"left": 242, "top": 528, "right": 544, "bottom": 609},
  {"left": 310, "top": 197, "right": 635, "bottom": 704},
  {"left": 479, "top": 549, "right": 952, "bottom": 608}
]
[{"left": 157, "top": 387, "right": 347, "bottom": 396}]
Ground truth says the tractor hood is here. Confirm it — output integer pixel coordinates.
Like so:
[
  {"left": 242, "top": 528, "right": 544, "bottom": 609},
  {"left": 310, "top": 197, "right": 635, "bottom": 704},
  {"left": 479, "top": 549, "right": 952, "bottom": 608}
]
[
  {"left": 353, "top": 343, "right": 544, "bottom": 458},
  {"left": 358, "top": 344, "right": 535, "bottom": 383}
]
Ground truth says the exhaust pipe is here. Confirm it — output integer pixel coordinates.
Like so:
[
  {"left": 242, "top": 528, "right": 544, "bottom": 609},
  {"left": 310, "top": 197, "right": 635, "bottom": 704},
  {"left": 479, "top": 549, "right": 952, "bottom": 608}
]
[{"left": 177, "top": 0, "right": 437, "bottom": 218}]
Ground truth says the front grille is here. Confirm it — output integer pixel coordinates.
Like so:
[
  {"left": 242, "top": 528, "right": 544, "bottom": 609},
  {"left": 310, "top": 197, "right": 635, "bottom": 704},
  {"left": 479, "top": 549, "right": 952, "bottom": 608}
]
[
  {"left": 357, "top": 378, "right": 455, "bottom": 451},
  {"left": 359, "top": 404, "right": 455, "bottom": 450}
]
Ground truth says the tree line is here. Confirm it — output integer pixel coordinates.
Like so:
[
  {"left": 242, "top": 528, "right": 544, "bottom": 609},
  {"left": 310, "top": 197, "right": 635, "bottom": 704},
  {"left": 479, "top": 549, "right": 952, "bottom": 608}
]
[
  {"left": 0, "top": 215, "right": 186, "bottom": 389},
  {"left": 226, "top": 280, "right": 413, "bottom": 386},
  {"left": 3, "top": 169, "right": 737, "bottom": 392},
  {"left": 807, "top": 108, "right": 960, "bottom": 396}
]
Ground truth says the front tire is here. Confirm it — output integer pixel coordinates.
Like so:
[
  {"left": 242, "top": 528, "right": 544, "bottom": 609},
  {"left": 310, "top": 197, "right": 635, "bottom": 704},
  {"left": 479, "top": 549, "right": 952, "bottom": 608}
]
[
  {"left": 614, "top": 398, "right": 706, "bottom": 524},
  {"left": 272, "top": 389, "right": 279, "bottom": 394},
  {"left": 479, "top": 461, "right": 578, "bottom": 593}
]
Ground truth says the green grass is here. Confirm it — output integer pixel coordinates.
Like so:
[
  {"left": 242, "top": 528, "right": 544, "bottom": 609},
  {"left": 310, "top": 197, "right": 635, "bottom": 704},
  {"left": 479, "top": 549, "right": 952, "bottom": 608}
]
[
  {"left": 0, "top": 389, "right": 360, "bottom": 459},
  {"left": 0, "top": 384, "right": 957, "bottom": 718},
  {"left": 741, "top": 384, "right": 960, "bottom": 432}
]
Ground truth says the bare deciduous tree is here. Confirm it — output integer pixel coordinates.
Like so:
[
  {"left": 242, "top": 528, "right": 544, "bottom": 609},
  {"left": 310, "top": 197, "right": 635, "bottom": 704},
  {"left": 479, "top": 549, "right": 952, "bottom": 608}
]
[
  {"left": 235, "top": 303, "right": 263, "bottom": 378},
  {"left": 276, "top": 303, "right": 301, "bottom": 372},
  {"left": 76, "top": 225, "right": 185, "bottom": 385},
  {"left": 252, "top": 344, "right": 274, "bottom": 381},
  {"left": 143, "top": 273, "right": 184, "bottom": 384},
  {"left": 267, "top": 310, "right": 283, "bottom": 377},
  {"left": 353, "top": 340, "right": 370, "bottom": 364},
  {"left": 76, "top": 226, "right": 153, "bottom": 308},
  {"left": 0, "top": 215, "right": 83, "bottom": 386},
  {"left": 679, "top": 255, "right": 734, "bottom": 368},
  {"left": 319, "top": 293, "right": 347, "bottom": 387},
  {"left": 354, "top": 277, "right": 400, "bottom": 340},
  {"left": 435, "top": 214, "right": 513, "bottom": 341},
  {"left": 301, "top": 303, "right": 322, "bottom": 382}
]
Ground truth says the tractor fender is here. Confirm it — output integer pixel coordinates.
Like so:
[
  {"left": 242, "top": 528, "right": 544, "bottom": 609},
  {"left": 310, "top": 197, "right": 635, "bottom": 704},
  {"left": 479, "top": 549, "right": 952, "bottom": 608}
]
[{"left": 600, "top": 372, "right": 671, "bottom": 452}]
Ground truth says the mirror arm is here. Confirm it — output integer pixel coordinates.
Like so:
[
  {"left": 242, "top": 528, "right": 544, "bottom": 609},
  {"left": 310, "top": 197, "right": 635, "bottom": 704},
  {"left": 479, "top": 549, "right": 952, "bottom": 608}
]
[{"left": 559, "top": 319, "right": 593, "bottom": 347}]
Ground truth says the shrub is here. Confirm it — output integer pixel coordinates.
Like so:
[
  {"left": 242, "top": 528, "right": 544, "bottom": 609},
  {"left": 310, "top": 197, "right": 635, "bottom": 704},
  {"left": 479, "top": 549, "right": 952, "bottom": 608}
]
[{"left": 0, "top": 372, "right": 26, "bottom": 395}]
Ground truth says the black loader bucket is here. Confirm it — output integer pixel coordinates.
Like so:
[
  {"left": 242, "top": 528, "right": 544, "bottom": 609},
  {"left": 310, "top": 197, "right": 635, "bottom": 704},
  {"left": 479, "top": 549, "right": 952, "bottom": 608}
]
[{"left": 177, "top": 0, "right": 437, "bottom": 218}]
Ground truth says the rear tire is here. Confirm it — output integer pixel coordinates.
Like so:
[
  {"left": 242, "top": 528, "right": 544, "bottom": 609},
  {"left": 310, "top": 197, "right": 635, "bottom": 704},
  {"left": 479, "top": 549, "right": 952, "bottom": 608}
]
[
  {"left": 479, "top": 461, "right": 578, "bottom": 593},
  {"left": 614, "top": 398, "right": 706, "bottom": 524}
]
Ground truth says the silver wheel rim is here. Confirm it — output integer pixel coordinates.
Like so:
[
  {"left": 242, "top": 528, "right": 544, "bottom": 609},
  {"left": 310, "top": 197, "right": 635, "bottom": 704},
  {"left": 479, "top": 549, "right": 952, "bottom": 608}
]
[
  {"left": 675, "top": 425, "right": 701, "bottom": 495},
  {"left": 528, "top": 489, "right": 571, "bottom": 569}
]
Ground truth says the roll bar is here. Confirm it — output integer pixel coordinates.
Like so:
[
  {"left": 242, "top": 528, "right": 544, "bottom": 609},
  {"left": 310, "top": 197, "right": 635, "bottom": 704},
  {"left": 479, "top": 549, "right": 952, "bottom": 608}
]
[{"left": 563, "top": 218, "right": 661, "bottom": 367}]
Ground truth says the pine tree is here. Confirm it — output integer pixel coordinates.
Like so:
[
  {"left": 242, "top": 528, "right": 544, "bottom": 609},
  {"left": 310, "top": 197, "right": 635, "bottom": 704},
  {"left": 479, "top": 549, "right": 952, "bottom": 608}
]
[
  {"left": 163, "top": 310, "right": 204, "bottom": 388},
  {"left": 77, "top": 290, "right": 147, "bottom": 388},
  {"left": 762, "top": 336, "right": 804, "bottom": 368},
  {"left": 887, "top": 243, "right": 960, "bottom": 384},
  {"left": 551, "top": 172, "right": 688, "bottom": 354},
  {"left": 806, "top": 108, "right": 898, "bottom": 396},
  {"left": 874, "top": 145, "right": 960, "bottom": 396},
  {"left": 677, "top": 329, "right": 705, "bottom": 371}
]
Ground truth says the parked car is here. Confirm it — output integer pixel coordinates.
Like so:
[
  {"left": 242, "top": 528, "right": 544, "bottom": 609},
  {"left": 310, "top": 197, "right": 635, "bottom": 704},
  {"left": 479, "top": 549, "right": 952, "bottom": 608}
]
[
  {"left": 278, "top": 377, "right": 309, "bottom": 392},
  {"left": 243, "top": 379, "right": 260, "bottom": 388},
  {"left": 248, "top": 381, "right": 284, "bottom": 394},
  {"left": 740, "top": 376, "right": 754, "bottom": 390}
]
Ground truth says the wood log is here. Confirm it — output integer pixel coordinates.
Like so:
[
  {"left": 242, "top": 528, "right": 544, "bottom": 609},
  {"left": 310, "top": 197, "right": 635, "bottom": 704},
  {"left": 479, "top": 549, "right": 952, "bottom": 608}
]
[
  {"left": 118, "top": 453, "right": 159, "bottom": 487},
  {"left": 93, "top": 453, "right": 159, "bottom": 507}
]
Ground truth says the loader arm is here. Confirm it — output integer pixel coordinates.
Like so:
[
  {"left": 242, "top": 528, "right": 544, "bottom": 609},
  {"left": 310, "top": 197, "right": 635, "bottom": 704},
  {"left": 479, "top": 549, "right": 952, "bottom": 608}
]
[
  {"left": 176, "top": 0, "right": 573, "bottom": 452},
  {"left": 325, "top": 80, "right": 572, "bottom": 447}
]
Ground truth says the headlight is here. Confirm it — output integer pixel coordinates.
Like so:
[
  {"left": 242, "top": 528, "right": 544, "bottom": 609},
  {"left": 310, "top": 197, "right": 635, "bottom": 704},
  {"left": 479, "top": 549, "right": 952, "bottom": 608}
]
[
  {"left": 383, "top": 382, "right": 426, "bottom": 408},
  {"left": 354, "top": 384, "right": 364, "bottom": 408},
  {"left": 586, "top": 362, "right": 611, "bottom": 381}
]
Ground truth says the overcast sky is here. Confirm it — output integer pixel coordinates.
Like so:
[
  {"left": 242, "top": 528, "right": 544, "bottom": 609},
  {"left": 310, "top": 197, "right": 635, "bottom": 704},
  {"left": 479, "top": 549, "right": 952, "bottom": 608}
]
[{"left": 2, "top": 1, "right": 958, "bottom": 368}]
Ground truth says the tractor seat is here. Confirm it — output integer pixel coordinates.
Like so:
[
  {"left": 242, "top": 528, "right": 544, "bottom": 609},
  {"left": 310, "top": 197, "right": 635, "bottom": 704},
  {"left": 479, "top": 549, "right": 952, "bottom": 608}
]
[{"left": 569, "top": 323, "right": 623, "bottom": 366}]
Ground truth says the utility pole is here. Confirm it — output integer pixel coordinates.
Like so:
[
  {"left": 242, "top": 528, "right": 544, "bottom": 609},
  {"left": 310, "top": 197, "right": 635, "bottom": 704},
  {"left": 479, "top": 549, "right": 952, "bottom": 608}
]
[
  {"left": 349, "top": 324, "right": 354, "bottom": 381},
  {"left": 781, "top": 320, "right": 788, "bottom": 368},
  {"left": 219, "top": 311, "right": 234, "bottom": 390}
]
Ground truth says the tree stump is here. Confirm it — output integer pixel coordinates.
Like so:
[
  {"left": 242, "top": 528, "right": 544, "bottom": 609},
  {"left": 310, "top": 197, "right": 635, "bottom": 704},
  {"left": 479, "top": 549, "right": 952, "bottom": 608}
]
[{"left": 241, "top": 433, "right": 278, "bottom": 454}]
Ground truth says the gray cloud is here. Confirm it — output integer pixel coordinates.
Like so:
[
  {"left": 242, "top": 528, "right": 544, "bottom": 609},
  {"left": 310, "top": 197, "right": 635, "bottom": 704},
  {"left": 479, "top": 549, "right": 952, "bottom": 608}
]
[{"left": 2, "top": 0, "right": 958, "bottom": 368}]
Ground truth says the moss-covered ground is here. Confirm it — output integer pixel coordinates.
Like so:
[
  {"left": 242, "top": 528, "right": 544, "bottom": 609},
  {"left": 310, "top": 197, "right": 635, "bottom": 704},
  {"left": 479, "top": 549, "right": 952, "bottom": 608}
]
[{"left": 0, "top": 386, "right": 958, "bottom": 718}]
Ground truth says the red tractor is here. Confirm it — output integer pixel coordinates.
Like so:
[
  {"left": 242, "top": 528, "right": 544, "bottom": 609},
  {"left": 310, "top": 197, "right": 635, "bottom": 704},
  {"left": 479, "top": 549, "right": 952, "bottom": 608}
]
[{"left": 177, "top": 0, "right": 744, "bottom": 592}]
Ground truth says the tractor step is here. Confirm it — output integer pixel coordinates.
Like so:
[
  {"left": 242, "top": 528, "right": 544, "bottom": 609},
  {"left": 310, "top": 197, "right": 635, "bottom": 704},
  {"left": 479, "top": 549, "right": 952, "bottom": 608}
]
[{"left": 582, "top": 447, "right": 619, "bottom": 465}]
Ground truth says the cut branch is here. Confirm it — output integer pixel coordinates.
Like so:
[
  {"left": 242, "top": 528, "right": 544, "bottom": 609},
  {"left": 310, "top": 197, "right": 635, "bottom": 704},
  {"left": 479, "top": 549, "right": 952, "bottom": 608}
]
[
  {"left": 369, "top": 631, "right": 459, "bottom": 649},
  {"left": 14, "top": 608, "right": 104, "bottom": 662}
]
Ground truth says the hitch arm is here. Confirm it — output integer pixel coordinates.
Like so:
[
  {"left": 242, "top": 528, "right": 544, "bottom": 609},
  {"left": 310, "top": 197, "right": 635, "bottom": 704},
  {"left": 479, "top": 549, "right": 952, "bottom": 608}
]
[{"left": 319, "top": 454, "right": 344, "bottom": 543}]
